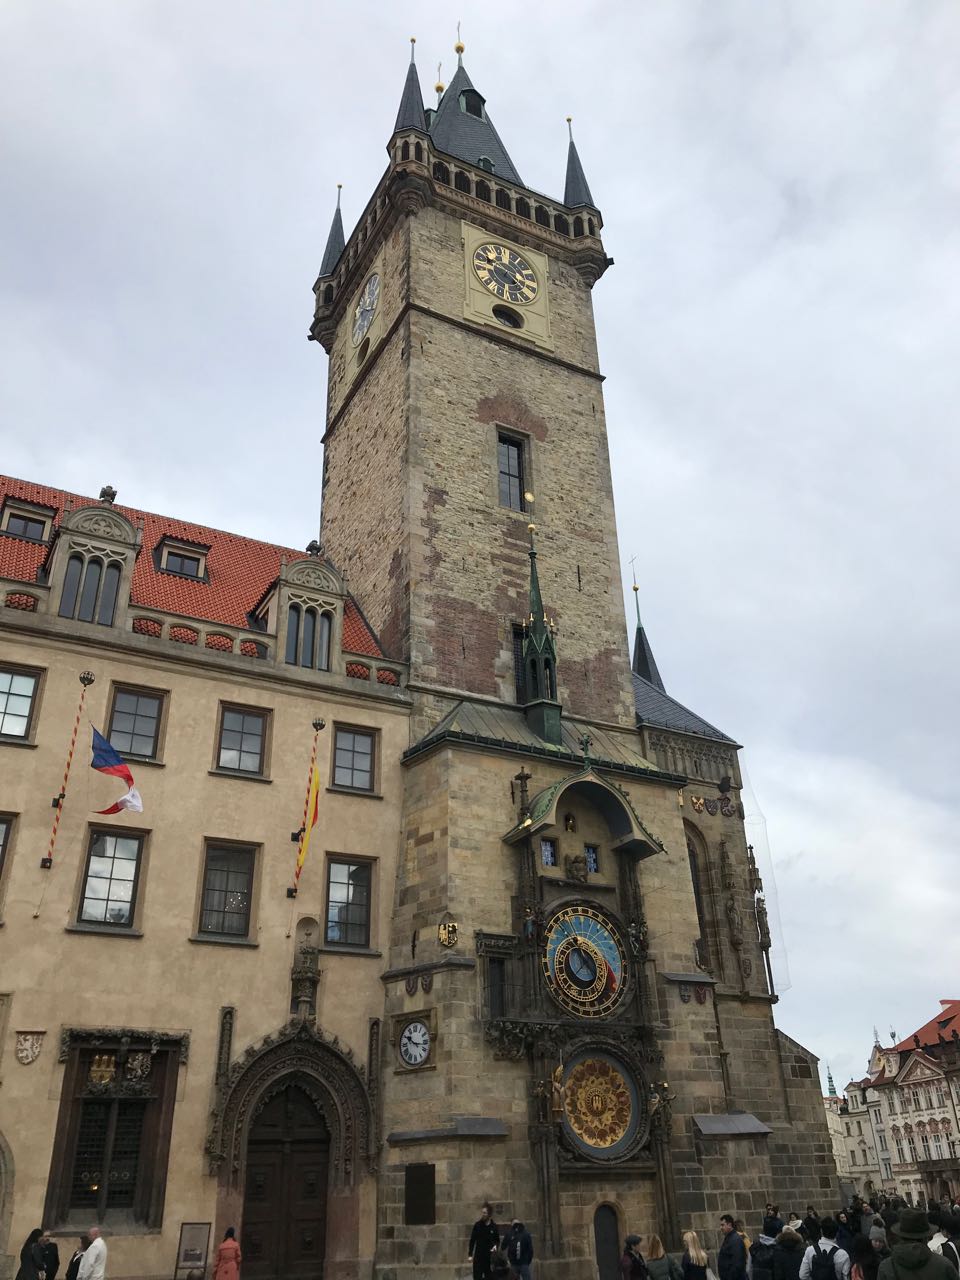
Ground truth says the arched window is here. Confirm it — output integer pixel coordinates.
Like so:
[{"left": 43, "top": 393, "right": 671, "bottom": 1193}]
[
  {"left": 495, "top": 188, "right": 511, "bottom": 211},
  {"left": 317, "top": 612, "right": 332, "bottom": 671},
  {"left": 588, "top": 217, "right": 596, "bottom": 236},
  {"left": 59, "top": 553, "right": 83, "bottom": 618},
  {"left": 300, "top": 607, "right": 317, "bottom": 669},
  {"left": 686, "top": 828, "right": 711, "bottom": 968},
  {"left": 454, "top": 171, "right": 471, "bottom": 194},
  {"left": 285, "top": 604, "right": 301, "bottom": 665},
  {"left": 401, "top": 141, "right": 410, "bottom": 161},
  {"left": 322, "top": 283, "right": 334, "bottom": 305},
  {"left": 535, "top": 205, "right": 550, "bottom": 227},
  {"left": 432, "top": 161, "right": 450, "bottom": 184},
  {"left": 414, "top": 141, "right": 423, "bottom": 162},
  {"left": 515, "top": 197, "right": 531, "bottom": 220},
  {"left": 475, "top": 180, "right": 491, "bottom": 203},
  {"left": 554, "top": 214, "right": 569, "bottom": 236},
  {"left": 478, "top": 156, "right": 494, "bottom": 173},
  {"left": 573, "top": 216, "right": 584, "bottom": 237},
  {"left": 60, "top": 554, "right": 122, "bottom": 626}
]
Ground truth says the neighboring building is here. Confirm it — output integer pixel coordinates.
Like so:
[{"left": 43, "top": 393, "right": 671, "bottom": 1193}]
[
  {"left": 824, "top": 1072, "right": 858, "bottom": 1200},
  {"left": 842, "top": 1073, "right": 886, "bottom": 1198},
  {"left": 1, "top": 39, "right": 837, "bottom": 1280},
  {"left": 864, "top": 1002, "right": 960, "bottom": 1205}
]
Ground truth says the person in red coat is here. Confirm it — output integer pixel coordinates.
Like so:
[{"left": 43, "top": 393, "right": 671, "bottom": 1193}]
[{"left": 213, "top": 1229, "right": 241, "bottom": 1280}]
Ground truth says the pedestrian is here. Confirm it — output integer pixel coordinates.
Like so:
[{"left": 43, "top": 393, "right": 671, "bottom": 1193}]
[
  {"left": 646, "top": 1235, "right": 682, "bottom": 1280},
  {"left": 799, "top": 1216, "right": 851, "bottom": 1280},
  {"left": 804, "top": 1213, "right": 822, "bottom": 1250},
  {"left": 766, "top": 1210, "right": 785, "bottom": 1238},
  {"left": 788, "top": 1216, "right": 808, "bottom": 1242},
  {"left": 849, "top": 1237, "right": 879, "bottom": 1280},
  {"left": 40, "top": 1235, "right": 59, "bottom": 1280},
  {"left": 469, "top": 1204, "right": 502, "bottom": 1280},
  {"left": 212, "top": 1229, "right": 241, "bottom": 1280},
  {"left": 930, "top": 1212, "right": 950, "bottom": 1256},
  {"left": 942, "top": 1214, "right": 960, "bottom": 1273},
  {"left": 682, "top": 1231, "right": 708, "bottom": 1280},
  {"left": 16, "top": 1230, "right": 46, "bottom": 1280},
  {"left": 622, "top": 1234, "right": 649, "bottom": 1280},
  {"left": 77, "top": 1228, "right": 106, "bottom": 1280},
  {"left": 720, "top": 1216, "right": 749, "bottom": 1280},
  {"left": 751, "top": 1228, "right": 778, "bottom": 1280},
  {"left": 773, "top": 1228, "right": 806, "bottom": 1280},
  {"left": 878, "top": 1210, "right": 956, "bottom": 1280},
  {"left": 64, "top": 1239, "right": 89, "bottom": 1280},
  {"left": 836, "top": 1216, "right": 854, "bottom": 1254},
  {"left": 504, "top": 1220, "right": 533, "bottom": 1280}
]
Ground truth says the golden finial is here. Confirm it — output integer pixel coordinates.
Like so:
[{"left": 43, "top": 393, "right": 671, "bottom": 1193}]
[
  {"left": 435, "top": 61, "right": 445, "bottom": 96},
  {"left": 455, "top": 20, "right": 464, "bottom": 56},
  {"left": 527, "top": 522, "right": 537, "bottom": 535},
  {"left": 410, "top": 36, "right": 416, "bottom": 63},
  {"left": 566, "top": 116, "right": 573, "bottom": 139}
]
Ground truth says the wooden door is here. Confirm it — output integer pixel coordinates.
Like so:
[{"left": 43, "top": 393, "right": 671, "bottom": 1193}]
[
  {"left": 241, "top": 1082, "right": 330, "bottom": 1280},
  {"left": 594, "top": 1204, "right": 621, "bottom": 1280}
]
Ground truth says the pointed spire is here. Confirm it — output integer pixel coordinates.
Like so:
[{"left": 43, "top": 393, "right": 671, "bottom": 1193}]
[
  {"left": 522, "top": 517, "right": 562, "bottom": 745},
  {"left": 827, "top": 1067, "right": 837, "bottom": 1097},
  {"left": 427, "top": 54, "right": 522, "bottom": 183},
  {"left": 394, "top": 38, "right": 427, "bottom": 134},
  {"left": 630, "top": 568, "right": 665, "bottom": 692},
  {"left": 318, "top": 185, "right": 344, "bottom": 277},
  {"left": 564, "top": 117, "right": 595, "bottom": 208}
]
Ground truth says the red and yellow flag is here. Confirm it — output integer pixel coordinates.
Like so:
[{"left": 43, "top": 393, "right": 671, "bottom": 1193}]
[{"left": 295, "top": 765, "right": 320, "bottom": 885}]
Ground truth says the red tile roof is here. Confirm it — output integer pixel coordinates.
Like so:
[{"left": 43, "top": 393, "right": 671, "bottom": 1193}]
[
  {"left": 0, "top": 475, "right": 383, "bottom": 658},
  {"left": 895, "top": 1000, "right": 960, "bottom": 1052}
]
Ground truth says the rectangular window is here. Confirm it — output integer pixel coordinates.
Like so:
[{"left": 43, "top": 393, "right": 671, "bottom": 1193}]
[
  {"left": 0, "top": 666, "right": 39, "bottom": 739},
  {"left": 845, "top": 1122, "right": 851, "bottom": 1136},
  {"left": 907, "top": 1136, "right": 917, "bottom": 1160},
  {"left": 937, "top": 1085, "right": 948, "bottom": 1107},
  {"left": 497, "top": 435, "right": 525, "bottom": 511},
  {"left": 888, "top": 1095, "right": 897, "bottom": 1114},
  {"left": 165, "top": 551, "right": 201, "bottom": 577},
  {"left": 584, "top": 843, "right": 600, "bottom": 874},
  {"left": 44, "top": 1035, "right": 180, "bottom": 1227},
  {"left": 0, "top": 814, "right": 11, "bottom": 882},
  {"left": 404, "top": 1163, "right": 436, "bottom": 1226},
  {"left": 912, "top": 1088, "right": 921, "bottom": 1109},
  {"left": 488, "top": 957, "right": 506, "bottom": 1019},
  {"left": 79, "top": 830, "right": 143, "bottom": 928},
  {"left": 924, "top": 1089, "right": 933, "bottom": 1109},
  {"left": 199, "top": 844, "right": 256, "bottom": 937},
  {"left": 512, "top": 624, "right": 526, "bottom": 703},
  {"left": 325, "top": 859, "right": 372, "bottom": 947},
  {"left": 921, "top": 1135, "right": 931, "bottom": 1158},
  {"left": 5, "top": 513, "right": 47, "bottom": 540},
  {"left": 540, "top": 838, "right": 557, "bottom": 868},
  {"left": 895, "top": 1139, "right": 905, "bottom": 1163},
  {"left": 108, "top": 687, "right": 163, "bottom": 761},
  {"left": 332, "top": 727, "right": 375, "bottom": 792},
  {"left": 217, "top": 706, "right": 267, "bottom": 775},
  {"left": 856, "top": 1120, "right": 862, "bottom": 1135},
  {"left": 933, "top": 1134, "right": 944, "bottom": 1158}
]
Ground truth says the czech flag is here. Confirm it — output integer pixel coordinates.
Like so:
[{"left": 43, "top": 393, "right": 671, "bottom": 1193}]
[{"left": 91, "top": 727, "right": 143, "bottom": 814}]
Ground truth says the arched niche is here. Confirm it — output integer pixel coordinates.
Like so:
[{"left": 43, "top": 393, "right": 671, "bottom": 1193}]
[{"left": 504, "top": 768, "right": 665, "bottom": 861}]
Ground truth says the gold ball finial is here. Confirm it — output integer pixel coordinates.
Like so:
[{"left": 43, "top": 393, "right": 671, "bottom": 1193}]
[
  {"left": 527, "top": 522, "right": 537, "bottom": 534},
  {"left": 435, "top": 80, "right": 445, "bottom": 94},
  {"left": 455, "top": 40, "right": 465, "bottom": 54},
  {"left": 566, "top": 115, "right": 572, "bottom": 123},
  {"left": 632, "top": 582, "right": 639, "bottom": 592},
  {"left": 410, "top": 35, "right": 416, "bottom": 44}
]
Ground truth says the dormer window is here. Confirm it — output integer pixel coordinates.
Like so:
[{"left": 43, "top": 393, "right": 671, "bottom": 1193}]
[
  {"left": 460, "top": 89, "right": 485, "bottom": 119},
  {"left": 477, "top": 156, "right": 495, "bottom": 173},
  {"left": 156, "top": 538, "right": 209, "bottom": 580},
  {"left": 1, "top": 502, "right": 52, "bottom": 542}
]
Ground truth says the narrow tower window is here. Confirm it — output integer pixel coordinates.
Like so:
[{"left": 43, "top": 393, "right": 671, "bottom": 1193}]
[
  {"left": 460, "top": 89, "right": 484, "bottom": 119},
  {"left": 497, "top": 435, "right": 525, "bottom": 511}
]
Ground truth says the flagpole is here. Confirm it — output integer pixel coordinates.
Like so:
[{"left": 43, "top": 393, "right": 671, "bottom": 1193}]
[
  {"left": 41, "top": 671, "right": 96, "bottom": 871},
  {"left": 287, "top": 716, "right": 326, "bottom": 910}
]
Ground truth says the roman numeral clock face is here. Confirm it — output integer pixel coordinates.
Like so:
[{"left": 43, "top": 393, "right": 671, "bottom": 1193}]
[{"left": 472, "top": 243, "right": 539, "bottom": 304}]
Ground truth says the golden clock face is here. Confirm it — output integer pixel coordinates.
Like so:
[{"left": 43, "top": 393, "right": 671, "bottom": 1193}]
[
  {"left": 541, "top": 905, "right": 627, "bottom": 1017},
  {"left": 472, "top": 243, "right": 538, "bottom": 305}
]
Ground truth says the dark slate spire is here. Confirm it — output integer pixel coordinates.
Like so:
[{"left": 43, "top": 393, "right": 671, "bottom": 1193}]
[
  {"left": 564, "top": 118, "right": 595, "bottom": 208},
  {"left": 427, "top": 43, "right": 522, "bottom": 184},
  {"left": 522, "top": 527, "right": 561, "bottom": 744},
  {"left": 631, "top": 581, "right": 665, "bottom": 692},
  {"left": 393, "top": 37, "right": 426, "bottom": 134},
  {"left": 318, "top": 185, "right": 344, "bottom": 277}
]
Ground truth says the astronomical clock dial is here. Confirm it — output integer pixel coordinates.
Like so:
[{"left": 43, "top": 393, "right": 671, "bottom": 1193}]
[
  {"left": 541, "top": 906, "right": 627, "bottom": 1018},
  {"left": 398, "top": 1019, "right": 431, "bottom": 1067},
  {"left": 559, "top": 1052, "right": 641, "bottom": 1159},
  {"left": 472, "top": 243, "right": 539, "bottom": 305},
  {"left": 352, "top": 272, "right": 381, "bottom": 346}
]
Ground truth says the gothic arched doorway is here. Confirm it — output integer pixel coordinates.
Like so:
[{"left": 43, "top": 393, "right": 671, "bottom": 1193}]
[
  {"left": 242, "top": 1081, "right": 330, "bottom": 1280},
  {"left": 594, "top": 1204, "right": 620, "bottom": 1280}
]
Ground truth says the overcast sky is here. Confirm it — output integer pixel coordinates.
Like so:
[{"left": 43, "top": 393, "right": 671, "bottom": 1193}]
[{"left": 2, "top": 1, "right": 957, "bottom": 1092}]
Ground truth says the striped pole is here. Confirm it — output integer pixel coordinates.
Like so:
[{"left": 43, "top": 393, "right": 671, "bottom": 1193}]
[
  {"left": 288, "top": 717, "right": 326, "bottom": 899},
  {"left": 41, "top": 671, "right": 95, "bottom": 870}
]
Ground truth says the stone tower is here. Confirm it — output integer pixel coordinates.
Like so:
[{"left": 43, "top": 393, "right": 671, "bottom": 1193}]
[{"left": 311, "top": 40, "right": 836, "bottom": 1280}]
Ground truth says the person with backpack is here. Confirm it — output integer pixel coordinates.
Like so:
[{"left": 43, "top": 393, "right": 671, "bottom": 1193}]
[{"left": 799, "top": 1217, "right": 852, "bottom": 1280}]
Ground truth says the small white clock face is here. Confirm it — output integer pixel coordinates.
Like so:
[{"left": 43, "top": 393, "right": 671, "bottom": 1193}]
[
  {"left": 352, "top": 272, "right": 381, "bottom": 346},
  {"left": 399, "top": 1020, "right": 431, "bottom": 1067}
]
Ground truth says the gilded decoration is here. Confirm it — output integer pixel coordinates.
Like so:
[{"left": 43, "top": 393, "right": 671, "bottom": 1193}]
[{"left": 563, "top": 1056, "right": 632, "bottom": 1150}]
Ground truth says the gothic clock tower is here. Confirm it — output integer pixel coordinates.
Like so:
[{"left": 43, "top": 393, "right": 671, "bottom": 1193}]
[{"left": 310, "top": 38, "right": 835, "bottom": 1280}]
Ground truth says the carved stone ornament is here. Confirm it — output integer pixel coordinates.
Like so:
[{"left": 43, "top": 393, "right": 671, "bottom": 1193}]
[
  {"left": 15, "top": 1031, "right": 45, "bottom": 1065},
  {"left": 695, "top": 985, "right": 708, "bottom": 1005},
  {"left": 286, "top": 560, "right": 341, "bottom": 594},
  {"left": 66, "top": 506, "right": 136, "bottom": 543},
  {"left": 420, "top": 972, "right": 433, "bottom": 994},
  {"left": 679, "top": 984, "right": 692, "bottom": 1004},
  {"left": 59, "top": 1026, "right": 190, "bottom": 1063},
  {"left": 404, "top": 975, "right": 418, "bottom": 996},
  {"left": 206, "top": 1018, "right": 375, "bottom": 1186},
  {"left": 564, "top": 853, "right": 589, "bottom": 884}
]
